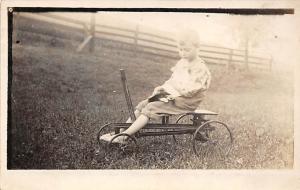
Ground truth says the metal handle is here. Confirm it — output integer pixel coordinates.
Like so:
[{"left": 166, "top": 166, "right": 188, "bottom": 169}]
[{"left": 120, "top": 69, "right": 136, "bottom": 122}]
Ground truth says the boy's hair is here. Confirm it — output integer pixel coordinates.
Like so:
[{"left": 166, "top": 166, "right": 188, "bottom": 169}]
[{"left": 176, "top": 29, "right": 200, "bottom": 48}]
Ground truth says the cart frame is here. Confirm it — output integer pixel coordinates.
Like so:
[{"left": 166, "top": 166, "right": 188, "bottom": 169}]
[{"left": 97, "top": 69, "right": 233, "bottom": 157}]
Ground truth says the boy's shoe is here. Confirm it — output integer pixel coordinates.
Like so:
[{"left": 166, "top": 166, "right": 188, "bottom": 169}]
[
  {"left": 99, "top": 133, "right": 114, "bottom": 142},
  {"left": 110, "top": 136, "right": 128, "bottom": 145},
  {"left": 100, "top": 133, "right": 128, "bottom": 144}
]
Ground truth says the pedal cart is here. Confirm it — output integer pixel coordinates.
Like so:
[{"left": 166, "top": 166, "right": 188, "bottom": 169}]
[{"left": 97, "top": 69, "right": 233, "bottom": 158}]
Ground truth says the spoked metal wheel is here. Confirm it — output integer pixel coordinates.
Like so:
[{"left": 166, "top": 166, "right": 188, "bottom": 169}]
[
  {"left": 192, "top": 120, "right": 233, "bottom": 163},
  {"left": 173, "top": 114, "right": 195, "bottom": 144}
]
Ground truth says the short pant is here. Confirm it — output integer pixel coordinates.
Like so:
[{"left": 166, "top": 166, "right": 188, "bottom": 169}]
[{"left": 135, "top": 93, "right": 204, "bottom": 120}]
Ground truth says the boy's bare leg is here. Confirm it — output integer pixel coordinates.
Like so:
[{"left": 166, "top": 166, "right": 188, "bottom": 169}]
[
  {"left": 100, "top": 114, "right": 149, "bottom": 143},
  {"left": 122, "top": 114, "right": 149, "bottom": 136},
  {"left": 121, "top": 110, "right": 141, "bottom": 132},
  {"left": 125, "top": 110, "right": 141, "bottom": 123}
]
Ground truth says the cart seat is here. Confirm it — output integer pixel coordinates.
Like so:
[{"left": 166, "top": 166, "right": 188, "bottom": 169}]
[
  {"left": 162, "top": 109, "right": 218, "bottom": 117},
  {"left": 189, "top": 109, "right": 218, "bottom": 115},
  {"left": 160, "top": 109, "right": 217, "bottom": 124}
]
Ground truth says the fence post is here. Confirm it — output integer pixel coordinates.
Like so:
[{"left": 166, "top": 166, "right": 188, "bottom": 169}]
[
  {"left": 76, "top": 14, "right": 95, "bottom": 53},
  {"left": 89, "top": 13, "right": 95, "bottom": 53},
  {"left": 134, "top": 24, "right": 139, "bottom": 56},
  {"left": 227, "top": 49, "right": 233, "bottom": 70},
  {"left": 269, "top": 56, "right": 273, "bottom": 72},
  {"left": 244, "top": 37, "right": 249, "bottom": 70}
]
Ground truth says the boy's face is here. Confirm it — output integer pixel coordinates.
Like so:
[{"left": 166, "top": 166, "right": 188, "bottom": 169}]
[{"left": 177, "top": 42, "right": 198, "bottom": 62}]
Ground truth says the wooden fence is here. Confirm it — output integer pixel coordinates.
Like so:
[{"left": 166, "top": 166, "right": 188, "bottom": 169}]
[{"left": 15, "top": 12, "right": 273, "bottom": 71}]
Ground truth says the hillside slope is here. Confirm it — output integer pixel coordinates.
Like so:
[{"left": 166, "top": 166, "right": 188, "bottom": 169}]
[{"left": 9, "top": 35, "right": 293, "bottom": 169}]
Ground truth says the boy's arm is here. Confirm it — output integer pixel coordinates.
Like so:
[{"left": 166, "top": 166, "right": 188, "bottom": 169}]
[{"left": 175, "top": 69, "right": 211, "bottom": 97}]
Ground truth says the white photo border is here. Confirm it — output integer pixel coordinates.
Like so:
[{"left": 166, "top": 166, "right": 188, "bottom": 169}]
[{"left": 1, "top": 1, "right": 299, "bottom": 190}]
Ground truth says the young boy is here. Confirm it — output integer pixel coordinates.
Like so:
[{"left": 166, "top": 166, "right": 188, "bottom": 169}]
[{"left": 100, "top": 29, "right": 211, "bottom": 144}]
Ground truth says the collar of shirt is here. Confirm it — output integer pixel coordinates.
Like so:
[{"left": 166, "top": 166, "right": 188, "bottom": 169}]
[{"left": 175, "top": 58, "right": 205, "bottom": 72}]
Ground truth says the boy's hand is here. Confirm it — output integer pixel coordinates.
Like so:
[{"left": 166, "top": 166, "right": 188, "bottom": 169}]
[
  {"left": 159, "top": 95, "right": 174, "bottom": 103},
  {"left": 166, "top": 95, "right": 175, "bottom": 101},
  {"left": 153, "top": 86, "right": 165, "bottom": 95}
]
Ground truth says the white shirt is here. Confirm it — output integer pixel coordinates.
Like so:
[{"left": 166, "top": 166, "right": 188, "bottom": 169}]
[{"left": 161, "top": 58, "right": 211, "bottom": 97}]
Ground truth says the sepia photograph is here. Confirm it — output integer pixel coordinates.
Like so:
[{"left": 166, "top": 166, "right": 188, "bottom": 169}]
[
  {"left": 7, "top": 9, "right": 296, "bottom": 169},
  {"left": 1, "top": 0, "right": 299, "bottom": 189}
]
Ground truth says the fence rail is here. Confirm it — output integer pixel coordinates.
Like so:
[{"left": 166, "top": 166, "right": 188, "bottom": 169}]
[{"left": 15, "top": 12, "right": 273, "bottom": 71}]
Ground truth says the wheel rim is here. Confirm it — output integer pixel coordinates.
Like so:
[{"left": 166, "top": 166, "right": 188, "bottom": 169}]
[
  {"left": 192, "top": 120, "right": 233, "bottom": 162},
  {"left": 109, "top": 133, "right": 138, "bottom": 152},
  {"left": 97, "top": 123, "right": 112, "bottom": 145}
]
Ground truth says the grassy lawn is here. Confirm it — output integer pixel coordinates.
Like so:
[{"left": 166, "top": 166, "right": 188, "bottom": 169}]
[{"left": 9, "top": 40, "right": 293, "bottom": 169}]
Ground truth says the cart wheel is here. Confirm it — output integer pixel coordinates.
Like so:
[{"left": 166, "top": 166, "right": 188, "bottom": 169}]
[
  {"left": 173, "top": 114, "right": 194, "bottom": 144},
  {"left": 192, "top": 120, "right": 233, "bottom": 161},
  {"left": 96, "top": 123, "right": 115, "bottom": 154},
  {"left": 97, "top": 123, "right": 114, "bottom": 146},
  {"left": 109, "top": 133, "right": 138, "bottom": 153}
]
